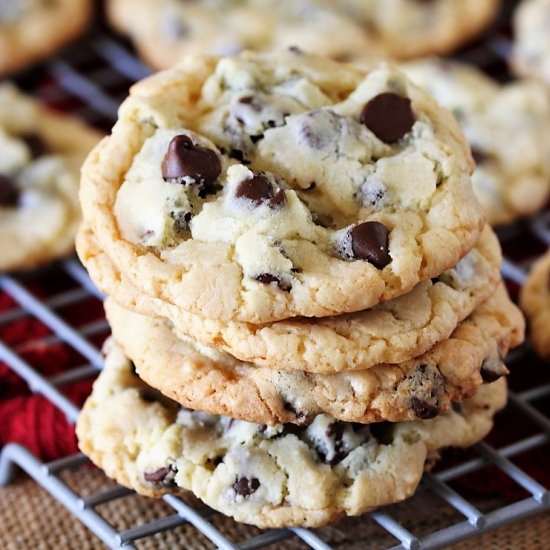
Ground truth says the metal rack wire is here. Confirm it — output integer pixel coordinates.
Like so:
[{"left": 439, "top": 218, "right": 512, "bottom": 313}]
[{"left": 0, "top": 2, "right": 549, "bottom": 548}]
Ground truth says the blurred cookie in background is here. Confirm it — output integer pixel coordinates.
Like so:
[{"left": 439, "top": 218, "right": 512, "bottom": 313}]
[
  {"left": 106, "top": 0, "right": 499, "bottom": 70},
  {"left": 512, "top": 0, "right": 550, "bottom": 86},
  {"left": 403, "top": 58, "right": 550, "bottom": 226},
  {"left": 0, "top": 0, "right": 92, "bottom": 76},
  {"left": 0, "top": 84, "right": 101, "bottom": 271}
]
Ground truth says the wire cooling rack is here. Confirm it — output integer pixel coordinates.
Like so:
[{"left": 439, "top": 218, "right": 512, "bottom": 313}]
[{"left": 1, "top": 1, "right": 549, "bottom": 548}]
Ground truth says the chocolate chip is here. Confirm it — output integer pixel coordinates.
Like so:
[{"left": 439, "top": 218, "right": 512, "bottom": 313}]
[
  {"left": 144, "top": 466, "right": 172, "bottom": 483},
  {"left": 323, "top": 421, "right": 347, "bottom": 465},
  {"left": 480, "top": 358, "right": 506, "bottom": 383},
  {"left": 410, "top": 397, "right": 439, "bottom": 419},
  {"left": 233, "top": 477, "right": 260, "bottom": 497},
  {"left": 228, "top": 148, "right": 249, "bottom": 164},
  {"left": 369, "top": 422, "right": 394, "bottom": 445},
  {"left": 349, "top": 221, "right": 391, "bottom": 268},
  {"left": 171, "top": 211, "right": 193, "bottom": 233},
  {"left": 235, "top": 174, "right": 287, "bottom": 209},
  {"left": 162, "top": 135, "right": 221, "bottom": 187},
  {"left": 21, "top": 132, "right": 48, "bottom": 159},
  {"left": 283, "top": 401, "right": 310, "bottom": 425},
  {"left": 471, "top": 148, "right": 487, "bottom": 165},
  {"left": 0, "top": 175, "right": 20, "bottom": 207},
  {"left": 255, "top": 273, "right": 292, "bottom": 292},
  {"left": 360, "top": 93, "right": 415, "bottom": 144},
  {"left": 312, "top": 212, "right": 333, "bottom": 228}
]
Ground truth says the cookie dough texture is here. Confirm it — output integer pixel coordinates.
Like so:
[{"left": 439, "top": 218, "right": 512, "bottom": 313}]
[
  {"left": 403, "top": 58, "right": 550, "bottom": 226},
  {"left": 0, "top": 85, "right": 100, "bottom": 271},
  {"left": 520, "top": 250, "right": 550, "bottom": 360},
  {"left": 0, "top": 0, "right": 92, "bottom": 76},
  {"left": 77, "top": 340, "right": 507, "bottom": 528},
  {"left": 79, "top": 224, "right": 502, "bottom": 373},
  {"left": 80, "top": 51, "right": 485, "bottom": 323},
  {"left": 512, "top": 0, "right": 550, "bottom": 86},
  {"left": 106, "top": 0, "right": 498, "bottom": 69},
  {"left": 103, "top": 282, "right": 523, "bottom": 425}
]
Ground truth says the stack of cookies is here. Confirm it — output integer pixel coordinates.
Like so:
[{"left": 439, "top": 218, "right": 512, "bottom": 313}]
[{"left": 76, "top": 50, "right": 524, "bottom": 528}]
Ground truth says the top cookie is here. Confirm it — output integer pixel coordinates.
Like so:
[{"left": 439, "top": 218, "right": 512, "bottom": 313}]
[
  {"left": 402, "top": 58, "right": 550, "bottom": 226},
  {"left": 512, "top": 0, "right": 550, "bottom": 86},
  {"left": 107, "top": 0, "right": 498, "bottom": 70},
  {"left": 0, "top": 84, "right": 100, "bottom": 271},
  {"left": 520, "top": 250, "right": 550, "bottom": 360},
  {"left": 81, "top": 51, "right": 484, "bottom": 323},
  {"left": 0, "top": 0, "right": 92, "bottom": 76}
]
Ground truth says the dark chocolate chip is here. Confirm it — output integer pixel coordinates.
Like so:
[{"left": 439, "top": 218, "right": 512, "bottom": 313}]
[
  {"left": 0, "top": 175, "right": 20, "bottom": 207},
  {"left": 349, "top": 221, "right": 391, "bottom": 268},
  {"left": 324, "top": 421, "right": 347, "bottom": 465},
  {"left": 144, "top": 466, "right": 172, "bottom": 483},
  {"left": 234, "top": 174, "right": 286, "bottom": 208},
  {"left": 471, "top": 148, "right": 487, "bottom": 165},
  {"left": 21, "top": 132, "right": 48, "bottom": 159},
  {"left": 162, "top": 135, "right": 221, "bottom": 187},
  {"left": 255, "top": 273, "right": 292, "bottom": 292},
  {"left": 283, "top": 401, "right": 310, "bottom": 426},
  {"left": 360, "top": 92, "right": 415, "bottom": 144},
  {"left": 228, "top": 149, "right": 250, "bottom": 164},
  {"left": 233, "top": 477, "right": 260, "bottom": 497},
  {"left": 410, "top": 397, "right": 439, "bottom": 420},
  {"left": 312, "top": 212, "right": 333, "bottom": 228},
  {"left": 369, "top": 422, "right": 394, "bottom": 445},
  {"left": 171, "top": 211, "right": 193, "bottom": 233},
  {"left": 480, "top": 359, "right": 505, "bottom": 383}
]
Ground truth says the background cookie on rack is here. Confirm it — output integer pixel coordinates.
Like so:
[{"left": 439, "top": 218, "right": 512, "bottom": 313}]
[
  {"left": 0, "top": 0, "right": 92, "bottom": 76},
  {"left": 0, "top": 84, "right": 100, "bottom": 271},
  {"left": 106, "top": 0, "right": 499, "bottom": 70},
  {"left": 402, "top": 58, "right": 550, "bottom": 226},
  {"left": 77, "top": 339, "right": 508, "bottom": 529}
]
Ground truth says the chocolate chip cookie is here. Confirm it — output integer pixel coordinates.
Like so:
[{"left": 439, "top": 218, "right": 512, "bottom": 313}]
[
  {"left": 403, "top": 58, "right": 550, "bottom": 226},
  {"left": 79, "top": 223, "right": 503, "bottom": 372},
  {"left": 520, "top": 250, "right": 550, "bottom": 360},
  {"left": 106, "top": 0, "right": 498, "bottom": 69},
  {"left": 80, "top": 51, "right": 484, "bottom": 323},
  {"left": 77, "top": 338, "right": 507, "bottom": 528},
  {"left": 0, "top": 0, "right": 92, "bottom": 76},
  {"left": 102, "top": 281, "right": 522, "bottom": 425},
  {"left": 0, "top": 84, "right": 100, "bottom": 271},
  {"left": 512, "top": 0, "right": 550, "bottom": 86}
]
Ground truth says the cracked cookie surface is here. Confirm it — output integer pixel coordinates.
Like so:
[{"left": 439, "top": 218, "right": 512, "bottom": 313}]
[
  {"left": 79, "top": 224, "right": 502, "bottom": 372},
  {"left": 106, "top": 0, "right": 498, "bottom": 70},
  {"left": 403, "top": 58, "right": 550, "bottom": 226},
  {"left": 80, "top": 51, "right": 484, "bottom": 323},
  {"left": 0, "top": 0, "right": 92, "bottom": 76},
  {"left": 102, "top": 282, "right": 523, "bottom": 425},
  {"left": 77, "top": 338, "right": 507, "bottom": 528},
  {"left": 520, "top": 250, "right": 550, "bottom": 360},
  {"left": 0, "top": 84, "right": 100, "bottom": 271}
]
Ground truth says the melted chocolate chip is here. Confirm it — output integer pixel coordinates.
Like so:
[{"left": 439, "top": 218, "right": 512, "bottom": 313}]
[
  {"left": 410, "top": 397, "right": 439, "bottom": 420},
  {"left": 480, "top": 359, "right": 505, "bottom": 383},
  {"left": 144, "top": 466, "right": 172, "bottom": 483},
  {"left": 162, "top": 135, "right": 221, "bottom": 187},
  {"left": 233, "top": 477, "right": 260, "bottom": 497},
  {"left": 360, "top": 93, "right": 415, "bottom": 144},
  {"left": 349, "top": 221, "right": 391, "bottom": 268},
  {"left": 21, "top": 132, "right": 48, "bottom": 159},
  {"left": 234, "top": 174, "right": 287, "bottom": 209},
  {"left": 0, "top": 175, "right": 20, "bottom": 207},
  {"left": 255, "top": 273, "right": 292, "bottom": 292}
]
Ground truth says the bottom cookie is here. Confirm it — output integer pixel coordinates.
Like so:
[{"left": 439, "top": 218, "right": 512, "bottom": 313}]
[{"left": 77, "top": 339, "right": 507, "bottom": 529}]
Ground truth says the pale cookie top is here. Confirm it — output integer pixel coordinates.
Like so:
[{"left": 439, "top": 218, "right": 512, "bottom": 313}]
[
  {"left": 104, "top": 283, "right": 523, "bottom": 425},
  {"left": 79, "top": 224, "right": 503, "bottom": 372},
  {"left": 0, "top": 85, "right": 100, "bottom": 271},
  {"left": 403, "top": 58, "right": 550, "bottom": 226},
  {"left": 77, "top": 338, "right": 507, "bottom": 529},
  {"left": 0, "top": 0, "right": 92, "bottom": 76},
  {"left": 81, "top": 51, "right": 484, "bottom": 323},
  {"left": 106, "top": 0, "right": 498, "bottom": 70},
  {"left": 520, "top": 250, "right": 550, "bottom": 360},
  {"left": 512, "top": 0, "right": 550, "bottom": 86}
]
